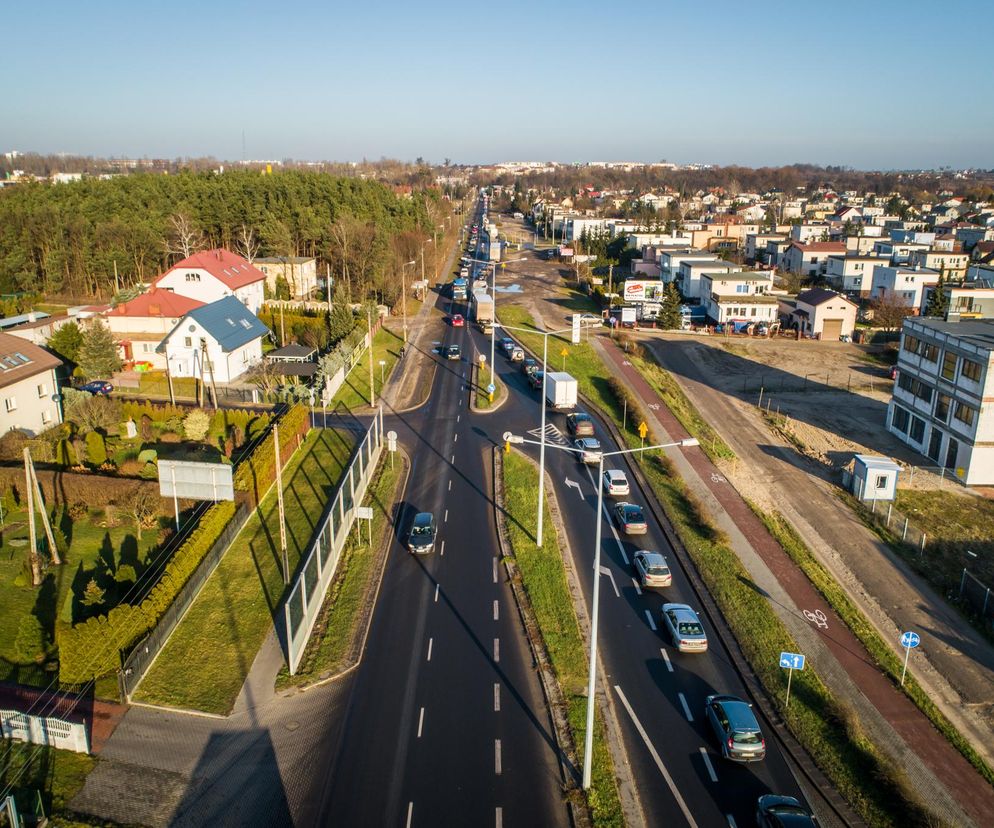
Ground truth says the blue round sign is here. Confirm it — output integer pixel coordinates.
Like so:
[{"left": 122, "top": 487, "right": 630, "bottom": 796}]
[
  {"left": 487, "top": 383, "right": 496, "bottom": 394},
  {"left": 900, "top": 631, "right": 920, "bottom": 649}
]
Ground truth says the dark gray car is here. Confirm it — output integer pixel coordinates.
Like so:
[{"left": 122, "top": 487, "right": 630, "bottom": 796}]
[{"left": 407, "top": 512, "right": 436, "bottom": 555}]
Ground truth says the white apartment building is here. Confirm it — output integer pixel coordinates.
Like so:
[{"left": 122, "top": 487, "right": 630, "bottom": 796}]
[
  {"left": 700, "top": 272, "right": 778, "bottom": 325},
  {"left": 660, "top": 250, "right": 718, "bottom": 283},
  {"left": 871, "top": 265, "right": 940, "bottom": 308},
  {"left": 888, "top": 317, "right": 994, "bottom": 484},
  {"left": 745, "top": 233, "right": 787, "bottom": 263},
  {"left": 678, "top": 260, "right": 743, "bottom": 302},
  {"left": 825, "top": 253, "right": 888, "bottom": 295}
]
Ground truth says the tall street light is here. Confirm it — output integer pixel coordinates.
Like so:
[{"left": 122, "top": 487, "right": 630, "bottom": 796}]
[
  {"left": 402, "top": 260, "right": 416, "bottom": 345},
  {"left": 503, "top": 432, "right": 700, "bottom": 790}
]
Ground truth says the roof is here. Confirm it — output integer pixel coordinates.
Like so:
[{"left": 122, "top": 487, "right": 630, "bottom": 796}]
[
  {"left": 106, "top": 287, "right": 204, "bottom": 319},
  {"left": 0, "top": 331, "right": 62, "bottom": 390},
  {"left": 788, "top": 242, "right": 847, "bottom": 253},
  {"left": 159, "top": 296, "right": 269, "bottom": 354},
  {"left": 796, "top": 288, "right": 855, "bottom": 308},
  {"left": 0, "top": 311, "right": 50, "bottom": 330},
  {"left": 266, "top": 343, "right": 317, "bottom": 362},
  {"left": 156, "top": 248, "right": 266, "bottom": 290},
  {"left": 904, "top": 317, "right": 994, "bottom": 352}
]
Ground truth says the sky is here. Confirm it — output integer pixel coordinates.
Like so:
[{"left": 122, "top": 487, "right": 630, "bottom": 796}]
[{"left": 3, "top": 0, "right": 992, "bottom": 170}]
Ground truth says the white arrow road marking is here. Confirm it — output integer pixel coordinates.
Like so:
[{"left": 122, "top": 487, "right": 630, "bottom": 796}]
[
  {"left": 614, "top": 686, "right": 699, "bottom": 828},
  {"left": 645, "top": 610, "right": 657, "bottom": 631},
  {"left": 599, "top": 564, "right": 620, "bottom": 597},
  {"left": 564, "top": 477, "right": 583, "bottom": 497},
  {"left": 699, "top": 747, "right": 718, "bottom": 782}
]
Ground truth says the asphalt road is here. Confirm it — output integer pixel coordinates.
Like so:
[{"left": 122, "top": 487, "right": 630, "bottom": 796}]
[
  {"left": 316, "top": 203, "right": 570, "bottom": 827},
  {"left": 461, "top": 312, "right": 811, "bottom": 827}
]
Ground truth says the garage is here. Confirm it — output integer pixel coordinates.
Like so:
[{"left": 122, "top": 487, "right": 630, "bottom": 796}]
[{"left": 821, "top": 318, "right": 844, "bottom": 340}]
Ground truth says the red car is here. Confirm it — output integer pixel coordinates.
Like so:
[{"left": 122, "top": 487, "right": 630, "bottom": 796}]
[{"left": 450, "top": 314, "right": 464, "bottom": 327}]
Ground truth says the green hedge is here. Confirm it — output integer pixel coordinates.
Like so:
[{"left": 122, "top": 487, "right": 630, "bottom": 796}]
[{"left": 233, "top": 403, "right": 309, "bottom": 501}]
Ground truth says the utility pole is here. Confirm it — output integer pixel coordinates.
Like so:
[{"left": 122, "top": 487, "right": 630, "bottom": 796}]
[
  {"left": 23, "top": 450, "right": 41, "bottom": 586},
  {"left": 273, "top": 424, "right": 289, "bottom": 584},
  {"left": 367, "top": 308, "right": 376, "bottom": 406},
  {"left": 326, "top": 263, "right": 332, "bottom": 313}
]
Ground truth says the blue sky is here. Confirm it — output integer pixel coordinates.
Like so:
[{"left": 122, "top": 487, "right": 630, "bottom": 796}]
[{"left": 3, "top": 0, "right": 992, "bottom": 169}]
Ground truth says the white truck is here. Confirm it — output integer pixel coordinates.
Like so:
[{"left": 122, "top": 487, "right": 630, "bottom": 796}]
[
  {"left": 471, "top": 292, "right": 494, "bottom": 328},
  {"left": 545, "top": 372, "right": 578, "bottom": 409}
]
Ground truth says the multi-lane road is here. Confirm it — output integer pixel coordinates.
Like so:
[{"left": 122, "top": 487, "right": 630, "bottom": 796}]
[{"left": 318, "top": 200, "right": 813, "bottom": 826}]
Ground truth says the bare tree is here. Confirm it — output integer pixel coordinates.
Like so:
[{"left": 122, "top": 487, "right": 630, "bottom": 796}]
[
  {"left": 165, "top": 213, "right": 206, "bottom": 259},
  {"left": 244, "top": 359, "right": 283, "bottom": 395},
  {"left": 870, "top": 292, "right": 914, "bottom": 331},
  {"left": 235, "top": 223, "right": 260, "bottom": 263},
  {"left": 126, "top": 485, "right": 160, "bottom": 542}
]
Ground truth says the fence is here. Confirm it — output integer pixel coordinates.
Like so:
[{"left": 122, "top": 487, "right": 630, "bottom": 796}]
[
  {"left": 742, "top": 369, "right": 893, "bottom": 397},
  {"left": 1, "top": 708, "right": 89, "bottom": 754},
  {"left": 119, "top": 501, "right": 251, "bottom": 699},
  {"left": 960, "top": 569, "right": 994, "bottom": 628},
  {"left": 285, "top": 406, "right": 384, "bottom": 674}
]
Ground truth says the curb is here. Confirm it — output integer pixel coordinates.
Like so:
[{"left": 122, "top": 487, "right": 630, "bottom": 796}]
[{"left": 469, "top": 361, "right": 507, "bottom": 414}]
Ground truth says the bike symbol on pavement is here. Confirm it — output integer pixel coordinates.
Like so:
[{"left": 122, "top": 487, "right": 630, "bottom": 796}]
[
  {"left": 648, "top": 403, "right": 660, "bottom": 411},
  {"left": 710, "top": 473, "right": 726, "bottom": 483},
  {"left": 621, "top": 360, "right": 631, "bottom": 366},
  {"left": 803, "top": 609, "right": 828, "bottom": 629}
]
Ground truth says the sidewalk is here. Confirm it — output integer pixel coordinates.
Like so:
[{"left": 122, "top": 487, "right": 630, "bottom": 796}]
[{"left": 593, "top": 336, "right": 994, "bottom": 827}]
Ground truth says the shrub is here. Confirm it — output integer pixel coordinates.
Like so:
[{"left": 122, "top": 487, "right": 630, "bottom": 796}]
[
  {"left": 67, "top": 394, "right": 121, "bottom": 434},
  {"left": 183, "top": 409, "right": 211, "bottom": 442},
  {"left": 118, "top": 459, "right": 145, "bottom": 477},
  {"left": 233, "top": 404, "right": 307, "bottom": 500},
  {"left": 137, "top": 448, "right": 158, "bottom": 464},
  {"left": 13, "top": 616, "right": 46, "bottom": 664},
  {"left": 140, "top": 462, "right": 159, "bottom": 480},
  {"left": 85, "top": 431, "right": 107, "bottom": 466},
  {"left": 0, "top": 429, "right": 30, "bottom": 462},
  {"left": 68, "top": 501, "right": 88, "bottom": 519}
]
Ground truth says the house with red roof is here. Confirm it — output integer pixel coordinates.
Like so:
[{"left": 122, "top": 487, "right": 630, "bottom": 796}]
[
  {"left": 103, "top": 287, "right": 205, "bottom": 369},
  {"left": 153, "top": 249, "right": 266, "bottom": 314}
]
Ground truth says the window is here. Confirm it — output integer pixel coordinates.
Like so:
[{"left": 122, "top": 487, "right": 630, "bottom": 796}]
[
  {"left": 892, "top": 405, "right": 910, "bottom": 433},
  {"left": 962, "top": 358, "right": 982, "bottom": 382},
  {"left": 185, "top": 272, "right": 201, "bottom": 282},
  {"left": 953, "top": 402, "right": 976, "bottom": 428},
  {"left": 940, "top": 351, "right": 957, "bottom": 380},
  {"left": 909, "top": 416, "right": 926, "bottom": 444},
  {"left": 935, "top": 394, "right": 951, "bottom": 422},
  {"left": 921, "top": 343, "right": 938, "bottom": 363},
  {"left": 36, "top": 383, "right": 47, "bottom": 398},
  {"left": 41, "top": 410, "right": 51, "bottom": 425},
  {"left": 875, "top": 475, "right": 888, "bottom": 490},
  {"left": 897, "top": 373, "right": 933, "bottom": 403},
  {"left": 4, "top": 396, "right": 16, "bottom": 412},
  {"left": 903, "top": 335, "right": 921, "bottom": 355},
  {"left": 184, "top": 337, "right": 193, "bottom": 347}
]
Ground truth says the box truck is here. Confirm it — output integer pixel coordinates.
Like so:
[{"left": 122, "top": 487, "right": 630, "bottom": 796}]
[
  {"left": 472, "top": 292, "right": 494, "bottom": 327},
  {"left": 545, "top": 372, "right": 578, "bottom": 409}
]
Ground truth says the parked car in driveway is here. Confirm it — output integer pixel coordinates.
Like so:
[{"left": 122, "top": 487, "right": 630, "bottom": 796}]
[
  {"left": 705, "top": 694, "right": 766, "bottom": 762},
  {"left": 612, "top": 502, "right": 647, "bottom": 534},
  {"left": 573, "top": 437, "right": 602, "bottom": 465},
  {"left": 407, "top": 512, "right": 436, "bottom": 555},
  {"left": 601, "top": 469, "right": 629, "bottom": 496},
  {"left": 80, "top": 380, "right": 113, "bottom": 396},
  {"left": 660, "top": 603, "right": 708, "bottom": 652},
  {"left": 756, "top": 795, "right": 816, "bottom": 827},
  {"left": 566, "top": 412, "right": 594, "bottom": 437},
  {"left": 633, "top": 550, "right": 672, "bottom": 588}
]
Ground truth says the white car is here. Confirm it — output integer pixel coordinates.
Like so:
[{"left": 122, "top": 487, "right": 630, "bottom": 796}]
[
  {"left": 576, "top": 313, "right": 603, "bottom": 328},
  {"left": 601, "top": 469, "right": 630, "bottom": 496},
  {"left": 660, "top": 603, "right": 708, "bottom": 653},
  {"left": 633, "top": 551, "right": 672, "bottom": 589},
  {"left": 573, "top": 437, "right": 602, "bottom": 465}
]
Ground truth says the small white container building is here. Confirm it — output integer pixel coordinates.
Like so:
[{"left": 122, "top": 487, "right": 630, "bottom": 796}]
[{"left": 851, "top": 455, "right": 901, "bottom": 502}]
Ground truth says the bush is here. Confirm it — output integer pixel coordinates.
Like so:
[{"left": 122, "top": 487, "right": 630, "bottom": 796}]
[
  {"left": 13, "top": 616, "right": 46, "bottom": 664},
  {"left": 0, "top": 429, "right": 30, "bottom": 462},
  {"left": 183, "top": 409, "right": 211, "bottom": 442},
  {"left": 140, "top": 462, "right": 159, "bottom": 480},
  {"left": 233, "top": 404, "right": 307, "bottom": 500},
  {"left": 68, "top": 501, "right": 88, "bottom": 520},
  {"left": 85, "top": 431, "right": 107, "bottom": 467},
  {"left": 137, "top": 448, "right": 158, "bottom": 464}
]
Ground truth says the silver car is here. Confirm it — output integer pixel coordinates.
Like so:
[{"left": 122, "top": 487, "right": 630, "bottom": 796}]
[
  {"left": 660, "top": 603, "right": 708, "bottom": 653},
  {"left": 705, "top": 695, "right": 766, "bottom": 762},
  {"left": 601, "top": 469, "right": 630, "bottom": 496},
  {"left": 633, "top": 551, "right": 672, "bottom": 588},
  {"left": 573, "top": 437, "right": 602, "bottom": 465}
]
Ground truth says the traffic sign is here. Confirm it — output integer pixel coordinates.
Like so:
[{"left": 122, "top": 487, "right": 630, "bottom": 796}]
[
  {"left": 900, "top": 631, "right": 920, "bottom": 649},
  {"left": 487, "top": 383, "right": 496, "bottom": 394},
  {"left": 560, "top": 347, "right": 570, "bottom": 357},
  {"left": 637, "top": 421, "right": 648, "bottom": 439},
  {"left": 779, "top": 651, "right": 805, "bottom": 670}
]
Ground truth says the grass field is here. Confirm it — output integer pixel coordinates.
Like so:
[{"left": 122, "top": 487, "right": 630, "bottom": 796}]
[
  {"left": 276, "top": 452, "right": 404, "bottom": 688},
  {"left": 329, "top": 325, "right": 405, "bottom": 412},
  {"left": 134, "top": 428, "right": 356, "bottom": 713},
  {"left": 0, "top": 742, "right": 94, "bottom": 820},
  {"left": 502, "top": 450, "right": 622, "bottom": 827}
]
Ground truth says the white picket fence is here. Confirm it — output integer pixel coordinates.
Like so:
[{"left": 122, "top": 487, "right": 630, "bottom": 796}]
[{"left": 1, "top": 708, "right": 89, "bottom": 754}]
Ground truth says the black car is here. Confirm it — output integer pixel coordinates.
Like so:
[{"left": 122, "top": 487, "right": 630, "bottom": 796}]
[
  {"left": 520, "top": 357, "right": 539, "bottom": 375},
  {"left": 407, "top": 512, "right": 436, "bottom": 555},
  {"left": 756, "top": 795, "right": 817, "bottom": 827},
  {"left": 528, "top": 370, "right": 544, "bottom": 390},
  {"left": 446, "top": 344, "right": 461, "bottom": 360}
]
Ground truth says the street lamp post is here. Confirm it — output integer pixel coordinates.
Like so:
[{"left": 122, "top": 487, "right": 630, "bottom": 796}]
[
  {"left": 402, "top": 260, "right": 416, "bottom": 345},
  {"left": 504, "top": 433, "right": 699, "bottom": 789}
]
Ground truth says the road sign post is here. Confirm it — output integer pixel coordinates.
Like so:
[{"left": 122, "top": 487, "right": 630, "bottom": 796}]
[
  {"left": 779, "top": 651, "right": 805, "bottom": 707},
  {"left": 638, "top": 421, "right": 648, "bottom": 449},
  {"left": 900, "top": 631, "right": 920, "bottom": 687}
]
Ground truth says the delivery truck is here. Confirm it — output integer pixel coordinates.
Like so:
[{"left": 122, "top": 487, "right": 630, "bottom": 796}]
[
  {"left": 545, "top": 372, "right": 578, "bottom": 409},
  {"left": 471, "top": 291, "right": 494, "bottom": 328}
]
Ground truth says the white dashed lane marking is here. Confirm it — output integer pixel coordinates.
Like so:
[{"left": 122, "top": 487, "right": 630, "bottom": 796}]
[{"left": 645, "top": 610, "right": 657, "bottom": 631}]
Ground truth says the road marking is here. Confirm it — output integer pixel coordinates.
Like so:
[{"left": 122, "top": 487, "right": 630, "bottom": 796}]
[
  {"left": 645, "top": 610, "right": 657, "bottom": 631},
  {"left": 661, "top": 648, "right": 673, "bottom": 672},
  {"left": 494, "top": 683, "right": 501, "bottom": 712},
  {"left": 565, "top": 477, "right": 583, "bottom": 497},
  {"left": 631, "top": 577, "right": 642, "bottom": 596},
  {"left": 599, "top": 564, "right": 620, "bottom": 597},
  {"left": 434, "top": 584, "right": 439, "bottom": 603},
  {"left": 726, "top": 816, "right": 737, "bottom": 828},
  {"left": 614, "top": 686, "right": 698, "bottom": 828},
  {"left": 804, "top": 608, "right": 829, "bottom": 629},
  {"left": 454, "top": 433, "right": 458, "bottom": 443},
  {"left": 493, "top": 638, "right": 500, "bottom": 662},
  {"left": 440, "top": 540, "right": 445, "bottom": 557},
  {"left": 699, "top": 747, "right": 718, "bottom": 782},
  {"left": 448, "top": 480, "right": 452, "bottom": 491},
  {"left": 678, "top": 693, "right": 693, "bottom": 721},
  {"left": 493, "top": 600, "right": 499, "bottom": 620},
  {"left": 494, "top": 739, "right": 502, "bottom": 775},
  {"left": 417, "top": 706, "right": 425, "bottom": 738},
  {"left": 496, "top": 807, "right": 503, "bottom": 828},
  {"left": 451, "top": 454, "right": 455, "bottom": 464},
  {"left": 493, "top": 557, "right": 498, "bottom": 583},
  {"left": 444, "top": 510, "right": 449, "bottom": 523},
  {"left": 406, "top": 802, "right": 413, "bottom": 828},
  {"left": 427, "top": 638, "right": 433, "bottom": 661}
]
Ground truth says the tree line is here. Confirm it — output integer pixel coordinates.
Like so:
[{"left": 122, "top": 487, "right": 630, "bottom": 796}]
[{"left": 0, "top": 169, "right": 451, "bottom": 303}]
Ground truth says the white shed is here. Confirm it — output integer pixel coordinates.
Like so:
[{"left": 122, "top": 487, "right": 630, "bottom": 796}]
[{"left": 852, "top": 455, "right": 901, "bottom": 502}]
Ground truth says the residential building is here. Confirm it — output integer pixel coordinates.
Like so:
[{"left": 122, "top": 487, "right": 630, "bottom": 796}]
[
  {"left": 789, "top": 224, "right": 831, "bottom": 244},
  {"left": 906, "top": 249, "right": 968, "bottom": 278},
  {"left": 745, "top": 232, "right": 787, "bottom": 264},
  {"left": 920, "top": 281, "right": 994, "bottom": 321},
  {"left": 157, "top": 296, "right": 270, "bottom": 384},
  {"left": 872, "top": 239, "right": 930, "bottom": 264},
  {"left": 781, "top": 242, "right": 847, "bottom": 276},
  {"left": 779, "top": 288, "right": 857, "bottom": 340},
  {"left": 0, "top": 332, "right": 63, "bottom": 436},
  {"left": 103, "top": 287, "right": 205, "bottom": 369},
  {"left": 254, "top": 256, "right": 318, "bottom": 299},
  {"left": 888, "top": 317, "right": 994, "bottom": 484},
  {"left": 825, "top": 253, "right": 888, "bottom": 296},
  {"left": 684, "top": 218, "right": 758, "bottom": 252},
  {"left": 678, "top": 260, "right": 744, "bottom": 302},
  {"left": 0, "top": 312, "right": 75, "bottom": 346},
  {"left": 700, "top": 272, "right": 778, "bottom": 325},
  {"left": 154, "top": 249, "right": 267, "bottom": 314},
  {"left": 954, "top": 225, "right": 994, "bottom": 252},
  {"left": 871, "top": 265, "right": 941, "bottom": 308},
  {"left": 660, "top": 250, "right": 718, "bottom": 283}
]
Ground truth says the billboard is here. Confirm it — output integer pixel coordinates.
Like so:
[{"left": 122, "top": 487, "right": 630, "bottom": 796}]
[
  {"left": 623, "top": 280, "right": 665, "bottom": 303},
  {"left": 158, "top": 460, "right": 235, "bottom": 502}
]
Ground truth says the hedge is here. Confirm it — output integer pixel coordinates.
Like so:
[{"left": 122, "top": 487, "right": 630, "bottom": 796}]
[{"left": 233, "top": 403, "right": 309, "bottom": 504}]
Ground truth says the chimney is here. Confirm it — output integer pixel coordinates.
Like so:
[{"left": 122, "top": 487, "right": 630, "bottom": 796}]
[{"left": 27, "top": 312, "right": 37, "bottom": 323}]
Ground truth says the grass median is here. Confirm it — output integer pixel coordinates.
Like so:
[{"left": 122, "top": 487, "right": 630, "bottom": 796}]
[
  {"left": 502, "top": 450, "right": 622, "bottom": 827},
  {"left": 275, "top": 452, "right": 404, "bottom": 688},
  {"left": 134, "top": 428, "right": 356, "bottom": 714},
  {"left": 330, "top": 325, "right": 404, "bottom": 411},
  {"left": 473, "top": 362, "right": 504, "bottom": 411}
]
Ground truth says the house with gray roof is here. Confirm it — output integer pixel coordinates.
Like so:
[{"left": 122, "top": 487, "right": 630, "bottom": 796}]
[{"left": 157, "top": 296, "right": 270, "bottom": 384}]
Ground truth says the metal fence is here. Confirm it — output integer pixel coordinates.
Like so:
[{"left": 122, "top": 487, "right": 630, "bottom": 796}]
[
  {"left": 960, "top": 569, "right": 994, "bottom": 627},
  {"left": 119, "top": 501, "right": 251, "bottom": 700},
  {"left": 742, "top": 370, "right": 893, "bottom": 397},
  {"left": 284, "top": 407, "right": 384, "bottom": 674}
]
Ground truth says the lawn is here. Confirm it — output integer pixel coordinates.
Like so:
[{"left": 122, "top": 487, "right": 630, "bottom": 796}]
[
  {"left": 0, "top": 498, "right": 164, "bottom": 687},
  {"left": 502, "top": 450, "right": 622, "bottom": 827},
  {"left": 134, "top": 427, "right": 357, "bottom": 714},
  {"left": 276, "top": 452, "right": 404, "bottom": 688},
  {"left": 473, "top": 362, "right": 504, "bottom": 411},
  {"left": 329, "top": 325, "right": 405, "bottom": 412},
  {"left": 0, "top": 742, "right": 94, "bottom": 820},
  {"left": 137, "top": 371, "right": 199, "bottom": 400}
]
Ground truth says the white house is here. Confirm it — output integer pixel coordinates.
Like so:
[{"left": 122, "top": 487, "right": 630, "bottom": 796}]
[
  {"left": 781, "top": 242, "right": 847, "bottom": 276},
  {"left": 745, "top": 233, "right": 787, "bottom": 264},
  {"left": 0, "top": 333, "right": 63, "bottom": 436},
  {"left": 700, "top": 272, "right": 778, "bottom": 325},
  {"left": 154, "top": 249, "right": 267, "bottom": 314},
  {"left": 660, "top": 250, "right": 718, "bottom": 283},
  {"left": 872, "top": 239, "right": 930, "bottom": 264},
  {"left": 825, "top": 253, "right": 888, "bottom": 296},
  {"left": 678, "top": 260, "right": 743, "bottom": 302},
  {"left": 789, "top": 224, "right": 832, "bottom": 244},
  {"left": 871, "top": 265, "right": 941, "bottom": 308},
  {"left": 781, "top": 288, "right": 858, "bottom": 340},
  {"left": 103, "top": 287, "right": 205, "bottom": 369},
  {"left": 157, "top": 296, "right": 270, "bottom": 384}
]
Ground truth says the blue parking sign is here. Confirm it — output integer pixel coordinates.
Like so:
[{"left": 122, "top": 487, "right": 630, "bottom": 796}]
[
  {"left": 900, "top": 631, "right": 920, "bottom": 649},
  {"left": 779, "top": 651, "right": 805, "bottom": 670}
]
